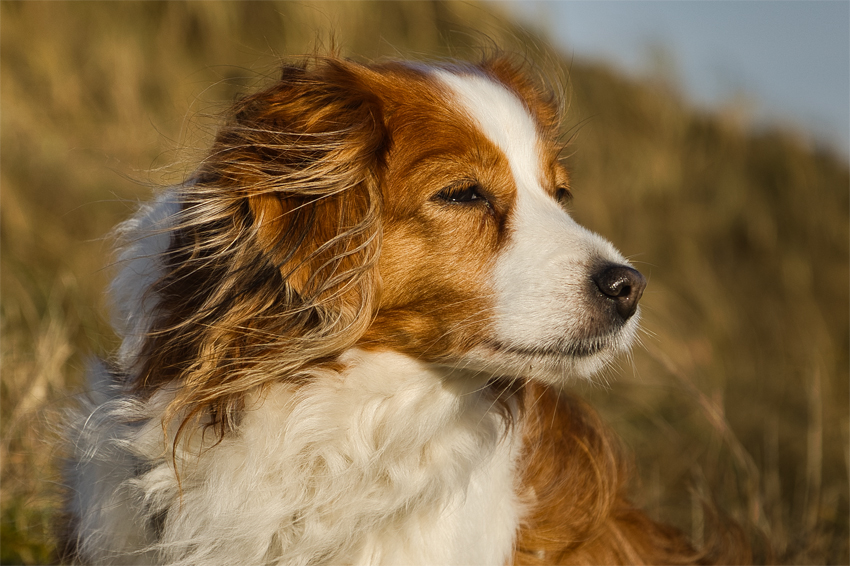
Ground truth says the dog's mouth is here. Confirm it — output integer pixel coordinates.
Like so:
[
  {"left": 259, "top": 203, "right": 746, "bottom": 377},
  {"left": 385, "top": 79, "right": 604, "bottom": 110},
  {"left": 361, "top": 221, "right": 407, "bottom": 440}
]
[
  {"left": 481, "top": 332, "right": 616, "bottom": 360},
  {"left": 440, "top": 323, "right": 637, "bottom": 384},
  {"left": 443, "top": 307, "right": 641, "bottom": 383}
]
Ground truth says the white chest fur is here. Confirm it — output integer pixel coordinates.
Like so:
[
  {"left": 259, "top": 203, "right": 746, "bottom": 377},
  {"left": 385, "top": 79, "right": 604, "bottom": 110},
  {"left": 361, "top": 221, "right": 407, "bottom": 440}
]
[{"left": 70, "top": 350, "right": 523, "bottom": 565}]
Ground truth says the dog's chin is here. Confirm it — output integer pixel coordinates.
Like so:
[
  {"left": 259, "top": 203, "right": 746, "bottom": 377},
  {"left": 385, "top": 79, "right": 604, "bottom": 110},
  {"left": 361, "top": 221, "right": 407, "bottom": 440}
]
[
  {"left": 451, "top": 318, "right": 639, "bottom": 386},
  {"left": 462, "top": 343, "right": 617, "bottom": 386}
]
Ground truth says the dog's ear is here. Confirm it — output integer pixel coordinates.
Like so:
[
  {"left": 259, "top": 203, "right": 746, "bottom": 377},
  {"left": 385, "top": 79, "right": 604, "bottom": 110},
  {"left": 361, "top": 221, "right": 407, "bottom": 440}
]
[
  {"left": 200, "top": 58, "right": 387, "bottom": 309},
  {"left": 248, "top": 183, "right": 377, "bottom": 302},
  {"left": 136, "top": 59, "right": 387, "bottom": 403},
  {"left": 240, "top": 61, "right": 387, "bottom": 304}
]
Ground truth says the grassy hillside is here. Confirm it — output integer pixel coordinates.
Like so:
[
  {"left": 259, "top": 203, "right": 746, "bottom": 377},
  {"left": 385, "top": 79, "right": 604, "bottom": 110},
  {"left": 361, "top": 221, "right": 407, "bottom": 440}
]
[{"left": 2, "top": 2, "right": 847, "bottom": 563}]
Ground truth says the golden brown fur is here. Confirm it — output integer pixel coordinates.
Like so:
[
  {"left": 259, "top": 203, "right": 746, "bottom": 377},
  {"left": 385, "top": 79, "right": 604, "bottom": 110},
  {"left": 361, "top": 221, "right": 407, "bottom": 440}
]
[
  {"left": 136, "top": 59, "right": 388, "bottom": 439},
  {"left": 515, "top": 383, "right": 752, "bottom": 565}
]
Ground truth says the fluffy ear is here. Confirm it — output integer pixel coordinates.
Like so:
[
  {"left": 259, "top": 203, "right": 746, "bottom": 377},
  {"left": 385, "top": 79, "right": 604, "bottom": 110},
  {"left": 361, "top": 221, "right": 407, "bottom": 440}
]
[
  {"left": 220, "top": 59, "right": 387, "bottom": 302},
  {"left": 134, "top": 59, "right": 387, "bottom": 430},
  {"left": 237, "top": 61, "right": 387, "bottom": 301},
  {"left": 247, "top": 185, "right": 376, "bottom": 301}
]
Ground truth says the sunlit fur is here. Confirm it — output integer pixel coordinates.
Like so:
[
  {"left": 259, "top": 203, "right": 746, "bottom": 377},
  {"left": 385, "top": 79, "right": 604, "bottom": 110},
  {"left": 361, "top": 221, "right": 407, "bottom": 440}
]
[{"left": 60, "top": 56, "right": 749, "bottom": 565}]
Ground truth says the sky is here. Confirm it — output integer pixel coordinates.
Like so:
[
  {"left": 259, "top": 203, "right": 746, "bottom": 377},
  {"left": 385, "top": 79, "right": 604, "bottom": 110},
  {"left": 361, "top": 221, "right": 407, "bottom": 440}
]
[{"left": 497, "top": 0, "right": 850, "bottom": 159}]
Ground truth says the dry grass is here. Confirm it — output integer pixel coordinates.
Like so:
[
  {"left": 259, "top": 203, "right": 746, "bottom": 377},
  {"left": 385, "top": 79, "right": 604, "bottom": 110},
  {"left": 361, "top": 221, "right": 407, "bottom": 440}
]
[{"left": 1, "top": 2, "right": 847, "bottom": 564}]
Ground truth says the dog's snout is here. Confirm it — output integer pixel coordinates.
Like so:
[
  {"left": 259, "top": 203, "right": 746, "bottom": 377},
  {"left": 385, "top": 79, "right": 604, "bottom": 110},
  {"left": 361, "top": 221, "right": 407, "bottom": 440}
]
[{"left": 593, "top": 265, "right": 646, "bottom": 321}]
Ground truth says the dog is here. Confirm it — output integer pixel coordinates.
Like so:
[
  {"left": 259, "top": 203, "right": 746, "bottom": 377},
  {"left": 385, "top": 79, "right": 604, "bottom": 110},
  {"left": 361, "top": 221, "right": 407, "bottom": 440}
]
[{"left": 61, "top": 55, "right": 724, "bottom": 565}]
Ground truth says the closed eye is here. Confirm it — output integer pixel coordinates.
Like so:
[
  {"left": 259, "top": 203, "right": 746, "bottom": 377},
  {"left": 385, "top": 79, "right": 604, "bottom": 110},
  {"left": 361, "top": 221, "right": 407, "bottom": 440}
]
[
  {"left": 555, "top": 186, "right": 573, "bottom": 207},
  {"left": 434, "top": 182, "right": 490, "bottom": 207}
]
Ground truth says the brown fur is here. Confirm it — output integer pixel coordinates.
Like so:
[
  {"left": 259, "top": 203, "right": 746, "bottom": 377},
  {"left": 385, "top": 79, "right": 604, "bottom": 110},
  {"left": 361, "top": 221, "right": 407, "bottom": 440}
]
[
  {"left": 135, "top": 59, "right": 389, "bottom": 438},
  {"left": 515, "top": 382, "right": 752, "bottom": 565}
]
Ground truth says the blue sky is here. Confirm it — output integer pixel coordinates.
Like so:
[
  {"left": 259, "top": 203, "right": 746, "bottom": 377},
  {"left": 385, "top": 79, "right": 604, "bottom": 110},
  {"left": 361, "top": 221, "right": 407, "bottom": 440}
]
[{"left": 498, "top": 0, "right": 850, "bottom": 159}]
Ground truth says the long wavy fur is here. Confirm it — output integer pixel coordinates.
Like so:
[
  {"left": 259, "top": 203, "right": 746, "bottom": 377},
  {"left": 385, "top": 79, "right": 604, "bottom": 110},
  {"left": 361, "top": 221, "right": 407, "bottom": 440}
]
[{"left": 132, "top": 58, "right": 387, "bottom": 446}]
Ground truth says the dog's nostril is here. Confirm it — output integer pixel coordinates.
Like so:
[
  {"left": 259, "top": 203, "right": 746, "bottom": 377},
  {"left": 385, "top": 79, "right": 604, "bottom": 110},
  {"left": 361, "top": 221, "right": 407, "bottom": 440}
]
[{"left": 593, "top": 265, "right": 647, "bottom": 321}]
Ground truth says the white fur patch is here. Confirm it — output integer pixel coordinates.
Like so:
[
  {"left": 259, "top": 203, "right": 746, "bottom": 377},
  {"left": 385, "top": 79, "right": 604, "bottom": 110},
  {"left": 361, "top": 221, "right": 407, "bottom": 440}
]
[
  {"left": 110, "top": 191, "right": 179, "bottom": 368},
  {"left": 67, "top": 350, "right": 522, "bottom": 565}
]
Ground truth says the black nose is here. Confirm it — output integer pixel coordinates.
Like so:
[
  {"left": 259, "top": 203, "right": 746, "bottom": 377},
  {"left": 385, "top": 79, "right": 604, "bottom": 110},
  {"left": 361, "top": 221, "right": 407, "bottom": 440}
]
[{"left": 592, "top": 264, "right": 646, "bottom": 321}]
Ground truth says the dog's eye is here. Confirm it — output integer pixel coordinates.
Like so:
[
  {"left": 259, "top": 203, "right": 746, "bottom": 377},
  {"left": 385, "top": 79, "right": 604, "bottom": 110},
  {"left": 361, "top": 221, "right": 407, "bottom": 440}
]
[
  {"left": 435, "top": 183, "right": 490, "bottom": 207},
  {"left": 555, "top": 186, "right": 573, "bottom": 206}
]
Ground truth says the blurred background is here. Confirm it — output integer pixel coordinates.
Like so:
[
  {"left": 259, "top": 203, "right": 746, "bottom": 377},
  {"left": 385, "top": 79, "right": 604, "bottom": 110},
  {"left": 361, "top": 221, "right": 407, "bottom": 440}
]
[{"left": 1, "top": 2, "right": 847, "bottom": 563}]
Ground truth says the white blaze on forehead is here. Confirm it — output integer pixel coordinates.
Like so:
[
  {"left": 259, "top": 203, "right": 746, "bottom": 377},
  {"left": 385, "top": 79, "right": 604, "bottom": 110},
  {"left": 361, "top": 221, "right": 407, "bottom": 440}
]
[
  {"left": 433, "top": 70, "right": 544, "bottom": 195},
  {"left": 433, "top": 69, "right": 576, "bottom": 238}
]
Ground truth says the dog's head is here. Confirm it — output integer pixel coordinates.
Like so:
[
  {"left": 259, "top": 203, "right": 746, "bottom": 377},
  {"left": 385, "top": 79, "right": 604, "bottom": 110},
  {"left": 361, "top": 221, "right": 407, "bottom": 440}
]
[
  {"left": 357, "top": 60, "right": 645, "bottom": 383},
  {"left": 131, "top": 56, "right": 644, "bottom": 420}
]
